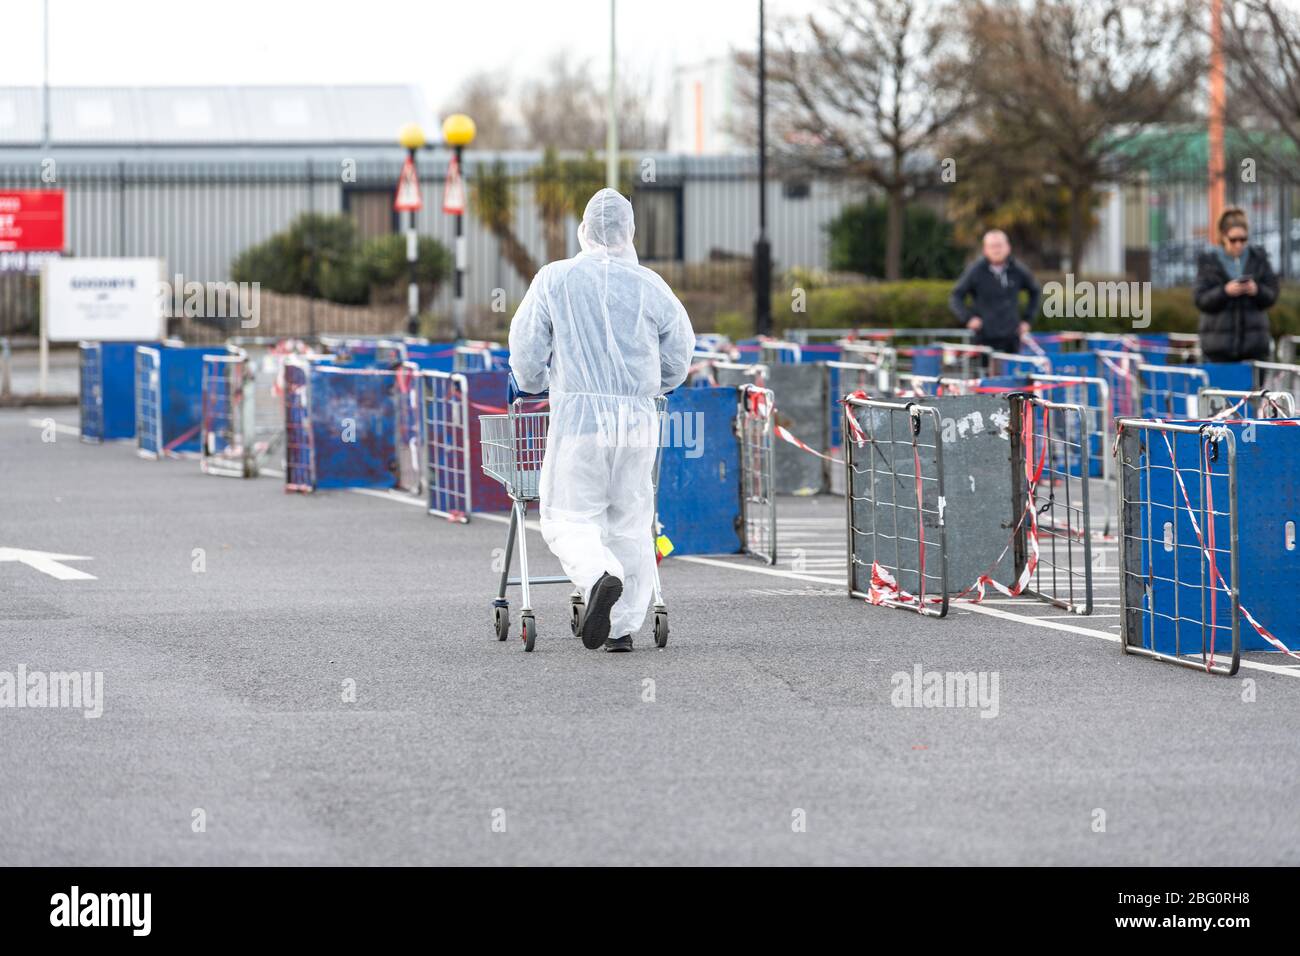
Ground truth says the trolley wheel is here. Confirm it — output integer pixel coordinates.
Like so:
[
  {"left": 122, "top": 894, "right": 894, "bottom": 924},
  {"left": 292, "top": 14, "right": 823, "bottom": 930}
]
[
  {"left": 653, "top": 610, "right": 669, "bottom": 649},
  {"left": 494, "top": 605, "right": 510, "bottom": 642},
  {"left": 521, "top": 613, "right": 536, "bottom": 653},
  {"left": 569, "top": 598, "right": 585, "bottom": 637}
]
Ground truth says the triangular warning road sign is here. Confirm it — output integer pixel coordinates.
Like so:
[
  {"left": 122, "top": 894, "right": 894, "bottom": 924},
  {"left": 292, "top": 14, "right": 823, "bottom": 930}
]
[
  {"left": 394, "top": 156, "right": 422, "bottom": 212},
  {"left": 443, "top": 154, "right": 465, "bottom": 215}
]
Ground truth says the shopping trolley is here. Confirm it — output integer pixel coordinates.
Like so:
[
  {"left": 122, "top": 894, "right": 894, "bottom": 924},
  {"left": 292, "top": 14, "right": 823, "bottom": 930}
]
[{"left": 479, "top": 383, "right": 670, "bottom": 652}]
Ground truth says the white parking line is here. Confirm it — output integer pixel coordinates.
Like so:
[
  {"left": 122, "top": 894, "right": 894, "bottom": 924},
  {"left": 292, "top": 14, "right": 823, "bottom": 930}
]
[{"left": 307, "top": 475, "right": 1300, "bottom": 681}]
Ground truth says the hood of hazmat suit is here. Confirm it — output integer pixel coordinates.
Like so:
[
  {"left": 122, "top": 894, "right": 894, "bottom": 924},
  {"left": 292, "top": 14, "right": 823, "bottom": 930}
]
[{"left": 508, "top": 188, "right": 696, "bottom": 638}]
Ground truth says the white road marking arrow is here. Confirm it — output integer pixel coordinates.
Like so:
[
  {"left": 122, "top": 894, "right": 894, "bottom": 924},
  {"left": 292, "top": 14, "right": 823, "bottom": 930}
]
[{"left": 0, "top": 548, "right": 96, "bottom": 581}]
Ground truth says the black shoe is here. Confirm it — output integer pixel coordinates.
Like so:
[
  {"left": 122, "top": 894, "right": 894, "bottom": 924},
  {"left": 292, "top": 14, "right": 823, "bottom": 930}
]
[
  {"left": 604, "top": 634, "right": 633, "bottom": 652},
  {"left": 580, "top": 573, "right": 623, "bottom": 650}
]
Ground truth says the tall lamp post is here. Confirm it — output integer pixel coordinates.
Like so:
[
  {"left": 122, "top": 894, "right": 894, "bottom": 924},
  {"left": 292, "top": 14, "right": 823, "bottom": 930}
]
[
  {"left": 1208, "top": 0, "right": 1225, "bottom": 240},
  {"left": 753, "top": 0, "right": 772, "bottom": 337},
  {"left": 442, "top": 113, "right": 476, "bottom": 342},
  {"left": 606, "top": 0, "right": 618, "bottom": 188},
  {"left": 397, "top": 121, "right": 426, "bottom": 336}
]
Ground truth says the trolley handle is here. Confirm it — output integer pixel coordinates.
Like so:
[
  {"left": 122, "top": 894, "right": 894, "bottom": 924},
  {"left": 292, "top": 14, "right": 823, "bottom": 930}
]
[{"left": 507, "top": 373, "right": 548, "bottom": 404}]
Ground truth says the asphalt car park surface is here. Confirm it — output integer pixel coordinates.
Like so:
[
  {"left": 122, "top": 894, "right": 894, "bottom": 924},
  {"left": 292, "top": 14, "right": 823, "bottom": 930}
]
[{"left": 2, "top": 408, "right": 1298, "bottom": 865}]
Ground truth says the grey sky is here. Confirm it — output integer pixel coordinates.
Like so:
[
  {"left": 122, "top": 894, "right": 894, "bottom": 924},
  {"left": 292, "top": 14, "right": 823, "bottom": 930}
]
[{"left": 1, "top": 0, "right": 801, "bottom": 116}]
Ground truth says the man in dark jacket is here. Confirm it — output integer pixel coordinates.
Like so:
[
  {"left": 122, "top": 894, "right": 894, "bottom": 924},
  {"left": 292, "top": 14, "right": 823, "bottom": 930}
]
[
  {"left": 1194, "top": 213, "right": 1279, "bottom": 362},
  {"left": 948, "top": 230, "right": 1041, "bottom": 354}
]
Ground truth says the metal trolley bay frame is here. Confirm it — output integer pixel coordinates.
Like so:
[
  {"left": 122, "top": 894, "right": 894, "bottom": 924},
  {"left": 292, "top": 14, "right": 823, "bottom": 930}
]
[{"left": 478, "top": 391, "right": 670, "bottom": 652}]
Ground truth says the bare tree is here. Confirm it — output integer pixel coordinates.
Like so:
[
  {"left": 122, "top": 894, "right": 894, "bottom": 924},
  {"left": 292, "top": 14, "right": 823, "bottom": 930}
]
[
  {"left": 737, "top": 0, "right": 969, "bottom": 280},
  {"left": 1222, "top": 0, "right": 1300, "bottom": 180},
  {"left": 441, "top": 72, "right": 518, "bottom": 150},
  {"left": 958, "top": 0, "right": 1199, "bottom": 271},
  {"left": 519, "top": 53, "right": 667, "bottom": 151}
]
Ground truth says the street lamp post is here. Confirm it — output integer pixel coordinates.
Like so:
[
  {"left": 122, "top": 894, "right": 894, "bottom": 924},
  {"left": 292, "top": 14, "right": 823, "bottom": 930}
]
[
  {"left": 607, "top": 0, "right": 618, "bottom": 189},
  {"left": 397, "top": 121, "right": 426, "bottom": 336},
  {"left": 753, "top": 0, "right": 772, "bottom": 337},
  {"left": 442, "top": 113, "right": 476, "bottom": 342}
]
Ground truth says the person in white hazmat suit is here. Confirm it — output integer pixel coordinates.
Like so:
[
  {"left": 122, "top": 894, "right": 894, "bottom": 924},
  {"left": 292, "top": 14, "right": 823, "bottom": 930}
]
[{"left": 509, "top": 188, "right": 695, "bottom": 652}]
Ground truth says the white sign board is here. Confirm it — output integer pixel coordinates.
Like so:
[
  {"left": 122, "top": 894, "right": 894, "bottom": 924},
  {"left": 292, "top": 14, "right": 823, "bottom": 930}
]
[{"left": 42, "top": 257, "right": 165, "bottom": 342}]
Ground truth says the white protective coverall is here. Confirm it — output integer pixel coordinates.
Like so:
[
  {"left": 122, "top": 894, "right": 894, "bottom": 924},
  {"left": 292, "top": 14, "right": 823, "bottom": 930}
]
[{"left": 509, "top": 188, "right": 695, "bottom": 637}]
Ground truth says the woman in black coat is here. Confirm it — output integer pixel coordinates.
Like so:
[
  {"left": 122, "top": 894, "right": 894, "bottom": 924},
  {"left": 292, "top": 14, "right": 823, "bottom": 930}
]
[{"left": 1194, "top": 206, "right": 1280, "bottom": 362}]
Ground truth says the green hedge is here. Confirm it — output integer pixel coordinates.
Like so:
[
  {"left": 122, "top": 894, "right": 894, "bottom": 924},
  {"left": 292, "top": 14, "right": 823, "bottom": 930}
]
[{"left": 709, "top": 279, "right": 1300, "bottom": 340}]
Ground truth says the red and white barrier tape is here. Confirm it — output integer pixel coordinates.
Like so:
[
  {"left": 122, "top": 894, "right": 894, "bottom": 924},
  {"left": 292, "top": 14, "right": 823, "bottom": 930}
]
[{"left": 774, "top": 424, "right": 843, "bottom": 465}]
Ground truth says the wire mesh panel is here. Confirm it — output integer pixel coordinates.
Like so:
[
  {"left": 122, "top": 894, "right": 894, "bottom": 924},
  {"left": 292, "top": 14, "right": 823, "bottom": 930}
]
[
  {"left": 737, "top": 384, "right": 777, "bottom": 564},
  {"left": 1116, "top": 420, "right": 1240, "bottom": 675},
  {"left": 283, "top": 358, "right": 314, "bottom": 493},
  {"left": 1009, "top": 395, "right": 1094, "bottom": 614},
  {"left": 1197, "top": 388, "right": 1296, "bottom": 419},
  {"left": 79, "top": 342, "right": 103, "bottom": 443},
  {"left": 1096, "top": 349, "right": 1142, "bottom": 420},
  {"left": 989, "top": 351, "right": 1051, "bottom": 378},
  {"left": 423, "top": 369, "right": 472, "bottom": 521},
  {"left": 1138, "top": 364, "right": 1210, "bottom": 418},
  {"left": 826, "top": 361, "right": 879, "bottom": 446},
  {"left": 228, "top": 336, "right": 307, "bottom": 469},
  {"left": 844, "top": 397, "right": 947, "bottom": 616},
  {"left": 394, "top": 363, "right": 423, "bottom": 495},
  {"left": 711, "top": 361, "right": 769, "bottom": 389},
  {"left": 1026, "top": 331, "right": 1088, "bottom": 353},
  {"left": 893, "top": 373, "right": 942, "bottom": 397},
  {"left": 944, "top": 343, "right": 993, "bottom": 378},
  {"left": 839, "top": 342, "right": 897, "bottom": 391},
  {"left": 1031, "top": 373, "right": 1113, "bottom": 536},
  {"left": 893, "top": 374, "right": 983, "bottom": 398},
  {"left": 686, "top": 350, "right": 729, "bottom": 385},
  {"left": 200, "top": 351, "right": 256, "bottom": 478},
  {"left": 758, "top": 340, "right": 802, "bottom": 365},
  {"left": 1131, "top": 332, "right": 1201, "bottom": 364},
  {"left": 453, "top": 342, "right": 504, "bottom": 372},
  {"left": 907, "top": 343, "right": 992, "bottom": 381},
  {"left": 1030, "top": 373, "right": 1111, "bottom": 475},
  {"left": 1253, "top": 360, "right": 1300, "bottom": 400},
  {"left": 319, "top": 335, "right": 407, "bottom": 369},
  {"left": 134, "top": 347, "right": 162, "bottom": 459}
]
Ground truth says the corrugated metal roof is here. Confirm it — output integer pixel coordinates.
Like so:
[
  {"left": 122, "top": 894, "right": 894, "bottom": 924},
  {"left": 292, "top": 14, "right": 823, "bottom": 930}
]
[{"left": 0, "top": 85, "right": 434, "bottom": 146}]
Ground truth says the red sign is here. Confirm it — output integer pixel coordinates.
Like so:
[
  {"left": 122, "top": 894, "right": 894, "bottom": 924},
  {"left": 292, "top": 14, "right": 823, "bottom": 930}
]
[
  {"left": 442, "top": 155, "right": 465, "bottom": 215},
  {"left": 0, "top": 190, "right": 65, "bottom": 252},
  {"left": 394, "top": 157, "right": 422, "bottom": 212}
]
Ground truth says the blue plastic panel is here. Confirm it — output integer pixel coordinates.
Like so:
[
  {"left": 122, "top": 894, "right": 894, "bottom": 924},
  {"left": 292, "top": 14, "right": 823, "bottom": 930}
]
[
  {"left": 657, "top": 387, "right": 742, "bottom": 556},
  {"left": 799, "top": 343, "right": 841, "bottom": 363},
  {"left": 405, "top": 342, "right": 457, "bottom": 372},
  {"left": 993, "top": 354, "right": 1045, "bottom": 378},
  {"left": 1201, "top": 362, "right": 1253, "bottom": 392},
  {"left": 466, "top": 370, "right": 512, "bottom": 512},
  {"left": 1135, "top": 420, "right": 1299, "bottom": 654},
  {"left": 81, "top": 342, "right": 152, "bottom": 440},
  {"left": 1048, "top": 352, "right": 1098, "bottom": 378},
  {"left": 910, "top": 347, "right": 942, "bottom": 378},
  {"left": 308, "top": 367, "right": 399, "bottom": 490},
  {"left": 136, "top": 345, "right": 226, "bottom": 454},
  {"left": 328, "top": 341, "right": 404, "bottom": 369},
  {"left": 1140, "top": 363, "right": 1254, "bottom": 418}
]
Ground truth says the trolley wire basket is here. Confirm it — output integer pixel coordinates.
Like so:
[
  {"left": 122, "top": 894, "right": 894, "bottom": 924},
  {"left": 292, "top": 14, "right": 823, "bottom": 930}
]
[{"left": 479, "top": 400, "right": 549, "bottom": 501}]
